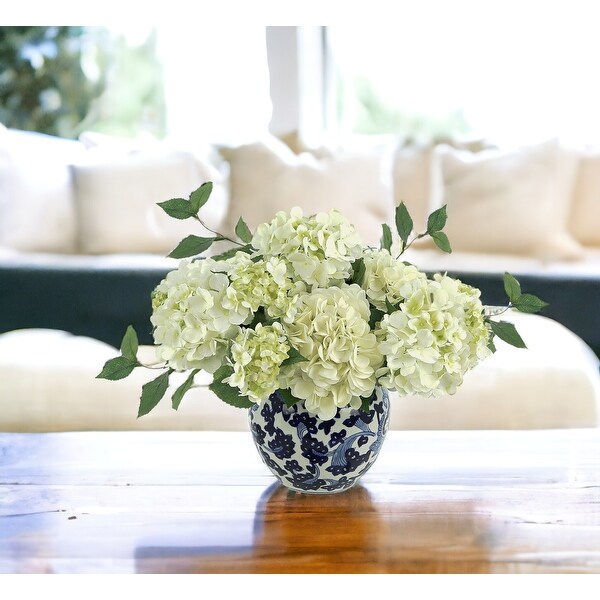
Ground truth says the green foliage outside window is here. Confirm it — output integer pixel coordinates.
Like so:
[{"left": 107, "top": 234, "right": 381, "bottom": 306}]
[
  {"left": 337, "top": 74, "right": 471, "bottom": 143},
  {"left": 0, "top": 26, "right": 165, "bottom": 140}
]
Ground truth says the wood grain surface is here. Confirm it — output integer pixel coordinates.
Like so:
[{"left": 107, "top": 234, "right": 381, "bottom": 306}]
[{"left": 1, "top": 429, "right": 599, "bottom": 574}]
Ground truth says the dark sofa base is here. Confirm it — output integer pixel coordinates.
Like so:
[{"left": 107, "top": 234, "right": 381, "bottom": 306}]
[{"left": 1, "top": 265, "right": 599, "bottom": 358}]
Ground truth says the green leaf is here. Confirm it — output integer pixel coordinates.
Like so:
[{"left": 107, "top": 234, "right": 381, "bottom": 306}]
[
  {"left": 96, "top": 356, "right": 137, "bottom": 380},
  {"left": 503, "top": 272, "right": 522, "bottom": 303},
  {"left": 168, "top": 235, "right": 221, "bottom": 259},
  {"left": 248, "top": 308, "right": 271, "bottom": 329},
  {"left": 489, "top": 320, "right": 527, "bottom": 349},
  {"left": 212, "top": 244, "right": 253, "bottom": 261},
  {"left": 487, "top": 333, "right": 497, "bottom": 354},
  {"left": 211, "top": 364, "right": 233, "bottom": 382},
  {"left": 360, "top": 396, "right": 371, "bottom": 412},
  {"left": 209, "top": 381, "right": 254, "bottom": 409},
  {"left": 281, "top": 347, "right": 307, "bottom": 368},
  {"left": 277, "top": 388, "right": 300, "bottom": 408},
  {"left": 385, "top": 298, "right": 398, "bottom": 313},
  {"left": 369, "top": 307, "right": 385, "bottom": 329},
  {"left": 431, "top": 231, "right": 452, "bottom": 253},
  {"left": 427, "top": 205, "right": 448, "bottom": 233},
  {"left": 119, "top": 325, "right": 138, "bottom": 361},
  {"left": 209, "top": 365, "right": 253, "bottom": 409},
  {"left": 351, "top": 258, "right": 366, "bottom": 286},
  {"left": 189, "top": 182, "right": 213, "bottom": 213},
  {"left": 157, "top": 198, "right": 196, "bottom": 220},
  {"left": 235, "top": 216, "right": 253, "bottom": 243},
  {"left": 395, "top": 202, "right": 413, "bottom": 245},
  {"left": 512, "top": 293, "right": 549, "bottom": 314},
  {"left": 380, "top": 223, "right": 393, "bottom": 252},
  {"left": 138, "top": 370, "right": 171, "bottom": 418},
  {"left": 171, "top": 369, "right": 199, "bottom": 410}
]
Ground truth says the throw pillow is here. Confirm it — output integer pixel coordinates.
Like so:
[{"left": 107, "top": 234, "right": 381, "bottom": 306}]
[
  {"left": 71, "top": 150, "right": 226, "bottom": 254},
  {"left": 393, "top": 137, "right": 494, "bottom": 234},
  {"left": 393, "top": 145, "right": 435, "bottom": 234},
  {"left": 433, "top": 140, "right": 583, "bottom": 260},
  {"left": 0, "top": 128, "right": 85, "bottom": 253},
  {"left": 221, "top": 135, "right": 394, "bottom": 247},
  {"left": 569, "top": 149, "right": 600, "bottom": 247}
]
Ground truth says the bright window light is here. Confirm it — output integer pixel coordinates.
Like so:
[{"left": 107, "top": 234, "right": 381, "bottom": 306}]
[
  {"left": 156, "top": 24, "right": 272, "bottom": 146},
  {"left": 327, "top": 4, "right": 600, "bottom": 146}
]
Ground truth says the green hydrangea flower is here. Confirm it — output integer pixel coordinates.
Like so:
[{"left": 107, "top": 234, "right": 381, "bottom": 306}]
[
  {"left": 281, "top": 284, "right": 384, "bottom": 420},
  {"left": 151, "top": 259, "right": 249, "bottom": 372},
  {"left": 251, "top": 207, "right": 364, "bottom": 288},
  {"left": 225, "top": 322, "right": 290, "bottom": 402},
  {"left": 376, "top": 274, "right": 491, "bottom": 396},
  {"left": 223, "top": 252, "right": 304, "bottom": 322},
  {"left": 362, "top": 248, "right": 429, "bottom": 311}
]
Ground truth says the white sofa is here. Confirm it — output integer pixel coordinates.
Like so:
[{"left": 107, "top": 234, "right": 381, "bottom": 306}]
[
  {"left": 1, "top": 311, "right": 598, "bottom": 431},
  {"left": 1, "top": 126, "right": 600, "bottom": 431}
]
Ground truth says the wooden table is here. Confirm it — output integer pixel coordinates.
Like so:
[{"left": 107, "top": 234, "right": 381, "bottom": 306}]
[{"left": 1, "top": 429, "right": 599, "bottom": 574}]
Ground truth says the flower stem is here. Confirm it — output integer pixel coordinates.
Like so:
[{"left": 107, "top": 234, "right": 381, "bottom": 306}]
[
  {"left": 193, "top": 215, "right": 246, "bottom": 247},
  {"left": 397, "top": 232, "right": 427, "bottom": 258},
  {"left": 484, "top": 304, "right": 512, "bottom": 319}
]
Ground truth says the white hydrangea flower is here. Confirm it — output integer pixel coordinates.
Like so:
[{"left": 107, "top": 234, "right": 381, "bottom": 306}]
[
  {"left": 376, "top": 274, "right": 491, "bottom": 396},
  {"left": 222, "top": 252, "right": 305, "bottom": 322},
  {"left": 151, "top": 259, "right": 250, "bottom": 372},
  {"left": 281, "top": 284, "right": 384, "bottom": 420},
  {"left": 251, "top": 207, "right": 364, "bottom": 288},
  {"left": 362, "top": 249, "right": 429, "bottom": 311},
  {"left": 225, "top": 322, "right": 290, "bottom": 402}
]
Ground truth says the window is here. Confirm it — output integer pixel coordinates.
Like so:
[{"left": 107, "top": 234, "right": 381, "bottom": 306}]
[
  {"left": 0, "top": 25, "right": 272, "bottom": 145},
  {"left": 325, "top": 5, "right": 600, "bottom": 146},
  {"left": 156, "top": 24, "right": 272, "bottom": 145}
]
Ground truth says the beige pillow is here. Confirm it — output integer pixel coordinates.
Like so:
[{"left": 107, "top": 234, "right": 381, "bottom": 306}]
[
  {"left": 0, "top": 128, "right": 85, "bottom": 253},
  {"left": 393, "top": 138, "right": 495, "bottom": 234},
  {"left": 434, "top": 140, "right": 583, "bottom": 260},
  {"left": 393, "top": 145, "right": 435, "bottom": 234},
  {"left": 71, "top": 151, "right": 225, "bottom": 254},
  {"left": 569, "top": 150, "right": 600, "bottom": 246},
  {"left": 222, "top": 135, "right": 394, "bottom": 246}
]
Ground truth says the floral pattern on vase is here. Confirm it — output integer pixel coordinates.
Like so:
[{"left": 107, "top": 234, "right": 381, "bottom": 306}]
[{"left": 248, "top": 387, "right": 390, "bottom": 494}]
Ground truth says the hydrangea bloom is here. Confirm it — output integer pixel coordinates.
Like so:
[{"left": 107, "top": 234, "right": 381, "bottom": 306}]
[
  {"left": 151, "top": 259, "right": 250, "bottom": 372},
  {"left": 225, "top": 322, "right": 289, "bottom": 402},
  {"left": 281, "top": 284, "right": 384, "bottom": 420},
  {"left": 362, "top": 249, "right": 429, "bottom": 311},
  {"left": 376, "top": 274, "right": 491, "bottom": 396},
  {"left": 251, "top": 207, "right": 363, "bottom": 288},
  {"left": 222, "top": 252, "right": 304, "bottom": 322}
]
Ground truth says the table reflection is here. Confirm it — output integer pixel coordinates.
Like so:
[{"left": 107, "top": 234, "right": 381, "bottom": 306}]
[{"left": 135, "top": 482, "right": 496, "bottom": 573}]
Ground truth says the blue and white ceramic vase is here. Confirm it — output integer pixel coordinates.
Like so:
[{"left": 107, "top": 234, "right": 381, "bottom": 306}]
[{"left": 248, "top": 387, "right": 390, "bottom": 494}]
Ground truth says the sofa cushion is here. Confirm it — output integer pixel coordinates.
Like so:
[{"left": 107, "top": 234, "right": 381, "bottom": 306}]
[
  {"left": 434, "top": 140, "right": 583, "bottom": 260},
  {"left": 0, "top": 329, "right": 249, "bottom": 432},
  {"left": 393, "top": 145, "right": 434, "bottom": 233},
  {"left": 0, "top": 316, "right": 597, "bottom": 432},
  {"left": 388, "top": 311, "right": 600, "bottom": 429},
  {"left": 0, "top": 127, "right": 84, "bottom": 253},
  {"left": 221, "top": 135, "right": 394, "bottom": 247},
  {"left": 569, "top": 148, "right": 600, "bottom": 247},
  {"left": 71, "top": 150, "right": 226, "bottom": 254},
  {"left": 392, "top": 138, "right": 493, "bottom": 234}
]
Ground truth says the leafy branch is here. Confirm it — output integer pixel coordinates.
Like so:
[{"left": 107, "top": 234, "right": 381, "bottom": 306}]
[
  {"left": 386, "top": 202, "right": 452, "bottom": 257},
  {"left": 484, "top": 273, "right": 549, "bottom": 352},
  {"left": 96, "top": 326, "right": 199, "bottom": 416},
  {"left": 157, "top": 181, "right": 256, "bottom": 259}
]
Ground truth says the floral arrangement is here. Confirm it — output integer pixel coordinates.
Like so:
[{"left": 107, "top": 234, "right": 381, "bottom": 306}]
[{"left": 98, "top": 182, "right": 546, "bottom": 420}]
